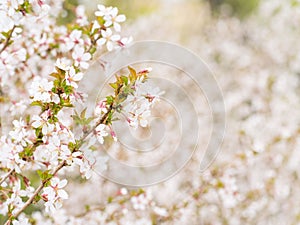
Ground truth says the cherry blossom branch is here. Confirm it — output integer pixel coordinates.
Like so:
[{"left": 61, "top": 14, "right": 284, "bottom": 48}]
[
  {"left": 0, "top": 25, "right": 16, "bottom": 54},
  {"left": 74, "top": 205, "right": 105, "bottom": 218},
  {"left": 0, "top": 3, "right": 135, "bottom": 223},
  {"left": 0, "top": 169, "right": 14, "bottom": 186},
  {"left": 80, "top": 104, "right": 114, "bottom": 142},
  {"left": 79, "top": 81, "right": 125, "bottom": 142},
  {"left": 4, "top": 98, "right": 116, "bottom": 224},
  {"left": 87, "top": 31, "right": 104, "bottom": 53},
  {"left": 4, "top": 161, "right": 66, "bottom": 224},
  {"left": 3, "top": 73, "right": 130, "bottom": 223}
]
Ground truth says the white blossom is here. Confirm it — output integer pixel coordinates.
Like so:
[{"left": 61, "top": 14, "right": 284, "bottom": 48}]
[
  {"left": 42, "top": 177, "right": 68, "bottom": 213},
  {"left": 94, "top": 100, "right": 108, "bottom": 116},
  {"left": 72, "top": 45, "right": 91, "bottom": 69},
  {"left": 103, "top": 7, "right": 126, "bottom": 32},
  {"left": 0, "top": 10, "right": 14, "bottom": 32},
  {"left": 95, "top": 5, "right": 113, "bottom": 18},
  {"left": 29, "top": 78, "right": 54, "bottom": 103},
  {"left": 96, "top": 28, "right": 120, "bottom": 51},
  {"left": 95, "top": 124, "right": 108, "bottom": 144},
  {"left": 66, "top": 29, "right": 84, "bottom": 50},
  {"left": 65, "top": 66, "right": 83, "bottom": 88}
]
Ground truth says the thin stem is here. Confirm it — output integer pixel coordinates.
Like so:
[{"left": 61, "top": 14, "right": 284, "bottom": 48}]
[
  {"left": 0, "top": 26, "right": 16, "bottom": 54},
  {"left": 87, "top": 26, "right": 106, "bottom": 53},
  {"left": 4, "top": 71, "right": 125, "bottom": 223},
  {"left": 4, "top": 161, "right": 65, "bottom": 224},
  {"left": 4, "top": 99, "right": 115, "bottom": 224},
  {"left": 0, "top": 169, "right": 14, "bottom": 186},
  {"left": 78, "top": 83, "right": 123, "bottom": 144},
  {"left": 0, "top": 110, "right": 46, "bottom": 187},
  {"left": 79, "top": 104, "right": 113, "bottom": 144}
]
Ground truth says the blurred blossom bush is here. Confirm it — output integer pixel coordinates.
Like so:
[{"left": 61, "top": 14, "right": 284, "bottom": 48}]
[
  {"left": 208, "top": 0, "right": 260, "bottom": 18},
  {"left": 117, "top": 0, "right": 300, "bottom": 224},
  {"left": 0, "top": 1, "right": 161, "bottom": 224},
  {"left": 1, "top": 0, "right": 300, "bottom": 225}
]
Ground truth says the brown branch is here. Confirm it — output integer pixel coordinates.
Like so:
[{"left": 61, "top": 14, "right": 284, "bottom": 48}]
[
  {"left": 79, "top": 83, "right": 123, "bottom": 143},
  {"left": 4, "top": 161, "right": 65, "bottom": 224},
  {"left": 0, "top": 26, "right": 16, "bottom": 54},
  {"left": 4, "top": 99, "right": 115, "bottom": 224},
  {"left": 4, "top": 70, "right": 126, "bottom": 223},
  {"left": 87, "top": 25, "right": 107, "bottom": 54},
  {"left": 0, "top": 169, "right": 14, "bottom": 186},
  {"left": 79, "top": 104, "right": 113, "bottom": 143}
]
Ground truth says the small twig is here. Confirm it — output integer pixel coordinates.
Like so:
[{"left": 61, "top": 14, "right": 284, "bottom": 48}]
[
  {"left": 0, "top": 26, "right": 16, "bottom": 54},
  {"left": 0, "top": 169, "right": 14, "bottom": 186},
  {"left": 79, "top": 82, "right": 123, "bottom": 143},
  {"left": 4, "top": 71, "right": 126, "bottom": 224},
  {"left": 4, "top": 161, "right": 65, "bottom": 224},
  {"left": 79, "top": 104, "right": 113, "bottom": 143},
  {"left": 4, "top": 99, "right": 116, "bottom": 224},
  {"left": 87, "top": 25, "right": 106, "bottom": 53}
]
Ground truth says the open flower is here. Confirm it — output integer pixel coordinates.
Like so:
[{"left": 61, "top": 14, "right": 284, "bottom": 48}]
[
  {"left": 96, "top": 28, "right": 120, "bottom": 51},
  {"left": 55, "top": 58, "right": 71, "bottom": 71},
  {"left": 103, "top": 7, "right": 126, "bottom": 32},
  {"left": 72, "top": 46, "right": 91, "bottom": 69},
  {"left": 9, "top": 119, "right": 29, "bottom": 146},
  {"left": 66, "top": 29, "right": 84, "bottom": 50},
  {"left": 95, "top": 124, "right": 108, "bottom": 144},
  {"left": 12, "top": 217, "right": 30, "bottom": 225},
  {"left": 42, "top": 177, "right": 68, "bottom": 213},
  {"left": 94, "top": 4, "right": 113, "bottom": 17},
  {"left": 0, "top": 11, "right": 14, "bottom": 32},
  {"left": 75, "top": 5, "right": 88, "bottom": 26},
  {"left": 119, "top": 36, "right": 133, "bottom": 47},
  {"left": 94, "top": 100, "right": 108, "bottom": 116},
  {"left": 29, "top": 78, "right": 54, "bottom": 103},
  {"left": 65, "top": 66, "right": 83, "bottom": 88}
]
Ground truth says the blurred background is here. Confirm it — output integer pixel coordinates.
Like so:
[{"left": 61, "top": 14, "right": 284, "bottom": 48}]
[{"left": 53, "top": 0, "right": 300, "bottom": 224}]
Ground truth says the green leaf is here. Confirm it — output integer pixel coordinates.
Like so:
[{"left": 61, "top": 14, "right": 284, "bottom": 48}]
[
  {"left": 89, "top": 47, "right": 97, "bottom": 55},
  {"left": 24, "top": 146, "right": 33, "bottom": 157},
  {"left": 86, "top": 117, "right": 95, "bottom": 124},
  {"left": 1, "top": 31, "right": 10, "bottom": 39},
  {"left": 121, "top": 76, "right": 128, "bottom": 85},
  {"left": 34, "top": 194, "right": 41, "bottom": 203},
  {"left": 55, "top": 66, "right": 66, "bottom": 78},
  {"left": 63, "top": 103, "right": 73, "bottom": 107},
  {"left": 64, "top": 86, "right": 74, "bottom": 95},
  {"left": 37, "top": 170, "right": 53, "bottom": 181},
  {"left": 53, "top": 79, "right": 61, "bottom": 88},
  {"left": 35, "top": 127, "right": 42, "bottom": 139},
  {"left": 50, "top": 72, "right": 60, "bottom": 79},
  {"left": 109, "top": 83, "right": 118, "bottom": 90},
  {"left": 72, "top": 109, "right": 95, "bottom": 127},
  {"left": 25, "top": 115, "right": 30, "bottom": 124},
  {"left": 80, "top": 108, "right": 87, "bottom": 118},
  {"left": 30, "top": 101, "right": 43, "bottom": 107},
  {"left": 107, "top": 196, "right": 113, "bottom": 203},
  {"left": 128, "top": 66, "right": 137, "bottom": 79},
  {"left": 106, "top": 95, "right": 114, "bottom": 105}
]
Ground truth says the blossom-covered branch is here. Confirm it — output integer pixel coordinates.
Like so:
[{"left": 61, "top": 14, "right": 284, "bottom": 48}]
[{"left": 0, "top": 1, "right": 161, "bottom": 224}]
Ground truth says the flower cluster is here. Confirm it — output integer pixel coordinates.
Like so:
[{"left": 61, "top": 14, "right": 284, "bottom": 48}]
[
  {"left": 30, "top": 187, "right": 169, "bottom": 225},
  {"left": 93, "top": 67, "right": 161, "bottom": 144},
  {"left": 86, "top": 0, "right": 300, "bottom": 224},
  {"left": 16, "top": 0, "right": 300, "bottom": 224},
  {"left": 122, "top": 68, "right": 162, "bottom": 129},
  {"left": 3, "top": 0, "right": 299, "bottom": 224},
  {"left": 0, "top": 1, "right": 160, "bottom": 224},
  {"left": 41, "top": 177, "right": 68, "bottom": 213}
]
